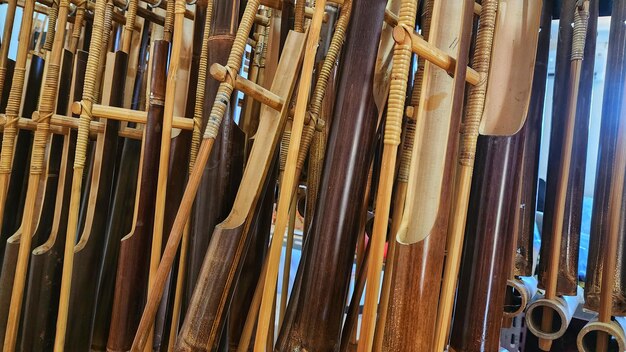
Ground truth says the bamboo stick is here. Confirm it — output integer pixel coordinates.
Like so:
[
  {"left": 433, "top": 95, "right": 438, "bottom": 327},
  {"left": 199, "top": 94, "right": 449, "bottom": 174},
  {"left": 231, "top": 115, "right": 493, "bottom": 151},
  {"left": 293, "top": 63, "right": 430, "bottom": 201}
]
[
  {"left": 130, "top": 1, "right": 262, "bottom": 349},
  {"left": 0, "top": 0, "right": 38, "bottom": 255},
  {"left": 0, "top": 0, "right": 17, "bottom": 101},
  {"left": 53, "top": 0, "right": 109, "bottom": 347},
  {"left": 3, "top": 0, "right": 71, "bottom": 347},
  {"left": 356, "top": 0, "right": 417, "bottom": 349},
  {"left": 254, "top": 2, "right": 327, "bottom": 348},
  {"left": 432, "top": 1, "right": 498, "bottom": 350},
  {"left": 536, "top": 3, "right": 589, "bottom": 350}
]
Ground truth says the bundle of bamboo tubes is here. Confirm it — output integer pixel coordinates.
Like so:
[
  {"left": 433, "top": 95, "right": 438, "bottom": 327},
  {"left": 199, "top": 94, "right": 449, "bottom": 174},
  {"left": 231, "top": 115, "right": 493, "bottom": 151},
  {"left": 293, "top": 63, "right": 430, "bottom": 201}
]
[{"left": 0, "top": 0, "right": 625, "bottom": 351}]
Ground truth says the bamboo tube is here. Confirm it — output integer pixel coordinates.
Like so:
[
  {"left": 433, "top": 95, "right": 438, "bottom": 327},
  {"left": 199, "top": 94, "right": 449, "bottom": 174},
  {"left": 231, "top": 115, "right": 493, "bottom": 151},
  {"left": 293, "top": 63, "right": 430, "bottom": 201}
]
[
  {"left": 130, "top": 1, "right": 263, "bottom": 349},
  {"left": 373, "top": 2, "right": 429, "bottom": 347},
  {"left": 41, "top": 0, "right": 58, "bottom": 52},
  {"left": 0, "top": 0, "right": 37, "bottom": 254},
  {"left": 527, "top": 3, "right": 591, "bottom": 350},
  {"left": 255, "top": 1, "right": 328, "bottom": 348},
  {"left": 536, "top": 0, "right": 597, "bottom": 298},
  {"left": 432, "top": 1, "right": 498, "bottom": 350},
  {"left": 68, "top": 0, "right": 86, "bottom": 54},
  {"left": 356, "top": 0, "right": 417, "bottom": 349},
  {"left": 0, "top": 0, "right": 17, "bottom": 101},
  {"left": 278, "top": 195, "right": 296, "bottom": 325},
  {"left": 584, "top": 0, "right": 626, "bottom": 320},
  {"left": 53, "top": 0, "right": 109, "bottom": 347},
  {"left": 143, "top": 0, "right": 186, "bottom": 347},
  {"left": 3, "top": 0, "right": 71, "bottom": 346}
]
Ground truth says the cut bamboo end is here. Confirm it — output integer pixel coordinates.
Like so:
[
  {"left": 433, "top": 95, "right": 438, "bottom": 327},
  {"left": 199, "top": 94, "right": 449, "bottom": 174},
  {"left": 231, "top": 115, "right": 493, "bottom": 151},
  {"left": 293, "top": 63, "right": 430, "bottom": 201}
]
[
  {"left": 526, "top": 291, "right": 580, "bottom": 341},
  {"left": 503, "top": 276, "right": 538, "bottom": 319},
  {"left": 577, "top": 317, "right": 626, "bottom": 352}
]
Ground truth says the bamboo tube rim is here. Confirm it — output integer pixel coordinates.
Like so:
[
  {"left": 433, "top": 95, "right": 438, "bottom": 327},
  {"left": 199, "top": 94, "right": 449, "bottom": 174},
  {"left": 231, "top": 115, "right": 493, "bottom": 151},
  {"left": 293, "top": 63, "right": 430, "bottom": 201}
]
[
  {"left": 577, "top": 319, "right": 626, "bottom": 352},
  {"left": 526, "top": 292, "right": 580, "bottom": 340}
]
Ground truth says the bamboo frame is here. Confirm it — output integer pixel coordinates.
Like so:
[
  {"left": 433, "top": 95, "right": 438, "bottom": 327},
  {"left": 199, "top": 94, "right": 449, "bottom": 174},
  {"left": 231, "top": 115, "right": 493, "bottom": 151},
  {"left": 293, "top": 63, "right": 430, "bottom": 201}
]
[{"left": 0, "top": 0, "right": 17, "bottom": 101}]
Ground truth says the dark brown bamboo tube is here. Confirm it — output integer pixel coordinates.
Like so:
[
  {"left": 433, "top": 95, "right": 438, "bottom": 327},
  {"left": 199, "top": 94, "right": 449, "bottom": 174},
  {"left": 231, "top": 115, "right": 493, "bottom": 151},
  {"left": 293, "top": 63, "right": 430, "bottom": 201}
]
[
  {"left": 584, "top": 0, "right": 626, "bottom": 317},
  {"left": 185, "top": 0, "right": 244, "bottom": 314},
  {"left": 0, "top": 59, "right": 14, "bottom": 113},
  {"left": 19, "top": 48, "right": 76, "bottom": 351},
  {"left": 106, "top": 40, "right": 168, "bottom": 352},
  {"left": 449, "top": 135, "right": 522, "bottom": 352},
  {"left": 0, "top": 53, "right": 45, "bottom": 349},
  {"left": 274, "top": 0, "right": 384, "bottom": 349},
  {"left": 537, "top": 0, "right": 598, "bottom": 297},
  {"left": 511, "top": 0, "right": 553, "bottom": 279},
  {"left": 90, "top": 21, "right": 150, "bottom": 350},
  {"left": 0, "top": 55, "right": 45, "bottom": 257}
]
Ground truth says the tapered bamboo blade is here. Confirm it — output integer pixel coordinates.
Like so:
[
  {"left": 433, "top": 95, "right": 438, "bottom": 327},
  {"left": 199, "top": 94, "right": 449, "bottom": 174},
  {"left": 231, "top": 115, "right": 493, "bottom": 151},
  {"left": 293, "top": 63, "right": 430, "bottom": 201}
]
[{"left": 480, "top": 0, "right": 543, "bottom": 136}]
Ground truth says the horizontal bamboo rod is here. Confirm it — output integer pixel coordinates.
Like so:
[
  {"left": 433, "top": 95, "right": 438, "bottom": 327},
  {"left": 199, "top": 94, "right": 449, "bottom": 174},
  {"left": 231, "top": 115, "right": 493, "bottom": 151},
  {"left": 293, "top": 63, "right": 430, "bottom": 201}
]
[
  {"left": 392, "top": 26, "right": 480, "bottom": 85},
  {"left": 72, "top": 102, "right": 195, "bottom": 130},
  {"left": 210, "top": 63, "right": 284, "bottom": 111}
]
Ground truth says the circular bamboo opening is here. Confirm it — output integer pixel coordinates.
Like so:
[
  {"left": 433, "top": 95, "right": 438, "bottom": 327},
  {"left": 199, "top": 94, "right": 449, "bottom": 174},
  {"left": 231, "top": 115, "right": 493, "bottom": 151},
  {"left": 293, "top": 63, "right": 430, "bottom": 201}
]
[
  {"left": 526, "top": 298, "right": 569, "bottom": 339},
  {"left": 577, "top": 320, "right": 626, "bottom": 352},
  {"left": 503, "top": 279, "right": 528, "bottom": 317}
]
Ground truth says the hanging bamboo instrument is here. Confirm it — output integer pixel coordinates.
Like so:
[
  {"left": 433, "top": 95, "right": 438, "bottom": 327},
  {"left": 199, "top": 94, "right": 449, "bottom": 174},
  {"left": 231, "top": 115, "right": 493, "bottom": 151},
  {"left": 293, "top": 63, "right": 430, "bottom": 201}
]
[
  {"left": 2, "top": 0, "right": 72, "bottom": 346},
  {"left": 53, "top": 0, "right": 111, "bottom": 346},
  {"left": 524, "top": 2, "right": 591, "bottom": 350},
  {"left": 578, "top": 0, "right": 626, "bottom": 350},
  {"left": 503, "top": 0, "right": 553, "bottom": 322},
  {"left": 130, "top": 0, "right": 302, "bottom": 348},
  {"left": 432, "top": 1, "right": 543, "bottom": 349},
  {"left": 449, "top": 134, "right": 522, "bottom": 352},
  {"left": 535, "top": 0, "right": 597, "bottom": 298},
  {"left": 274, "top": 0, "right": 385, "bottom": 350}
]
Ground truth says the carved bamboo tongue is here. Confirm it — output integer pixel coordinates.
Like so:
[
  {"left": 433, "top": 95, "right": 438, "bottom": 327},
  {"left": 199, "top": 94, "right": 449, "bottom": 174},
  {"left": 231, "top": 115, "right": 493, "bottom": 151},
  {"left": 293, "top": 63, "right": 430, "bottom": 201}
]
[{"left": 524, "top": 2, "right": 590, "bottom": 350}]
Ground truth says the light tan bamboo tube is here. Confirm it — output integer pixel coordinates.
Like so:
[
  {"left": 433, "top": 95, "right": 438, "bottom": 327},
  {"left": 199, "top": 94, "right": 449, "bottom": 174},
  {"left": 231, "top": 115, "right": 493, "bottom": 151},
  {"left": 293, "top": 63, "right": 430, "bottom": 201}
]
[
  {"left": 3, "top": 0, "right": 71, "bottom": 347},
  {"left": 121, "top": 0, "right": 138, "bottom": 53},
  {"left": 167, "top": 0, "right": 215, "bottom": 345},
  {"left": 0, "top": 0, "right": 37, "bottom": 246},
  {"left": 356, "top": 0, "right": 417, "bottom": 350},
  {"left": 53, "top": 0, "right": 109, "bottom": 348},
  {"left": 254, "top": 1, "right": 328, "bottom": 348},
  {"left": 69, "top": 0, "right": 86, "bottom": 54},
  {"left": 0, "top": 0, "right": 18, "bottom": 101},
  {"left": 42, "top": 0, "right": 58, "bottom": 52},
  {"left": 578, "top": 317, "right": 626, "bottom": 351},
  {"left": 131, "top": 0, "right": 261, "bottom": 349},
  {"left": 432, "top": 0, "right": 498, "bottom": 350},
  {"left": 279, "top": 195, "right": 297, "bottom": 325}
]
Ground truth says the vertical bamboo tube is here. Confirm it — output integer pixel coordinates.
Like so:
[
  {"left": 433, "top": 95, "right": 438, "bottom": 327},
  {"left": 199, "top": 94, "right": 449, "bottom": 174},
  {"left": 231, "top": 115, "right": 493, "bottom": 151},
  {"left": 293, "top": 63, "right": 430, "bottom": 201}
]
[
  {"left": 0, "top": 0, "right": 37, "bottom": 249},
  {"left": 53, "top": 0, "right": 108, "bottom": 348},
  {"left": 432, "top": 0, "right": 498, "bottom": 349},
  {"left": 356, "top": 0, "right": 417, "bottom": 349},
  {"left": 130, "top": 1, "right": 261, "bottom": 349},
  {"left": 254, "top": 1, "right": 328, "bottom": 348},
  {"left": 0, "top": 0, "right": 17, "bottom": 101},
  {"left": 3, "top": 0, "right": 71, "bottom": 347}
]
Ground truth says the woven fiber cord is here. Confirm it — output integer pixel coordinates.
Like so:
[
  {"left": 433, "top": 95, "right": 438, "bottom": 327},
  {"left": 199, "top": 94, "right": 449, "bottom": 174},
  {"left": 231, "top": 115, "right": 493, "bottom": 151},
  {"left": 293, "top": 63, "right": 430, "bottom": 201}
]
[
  {"left": 203, "top": 0, "right": 261, "bottom": 139},
  {"left": 571, "top": 1, "right": 589, "bottom": 61},
  {"left": 75, "top": 0, "right": 108, "bottom": 169},
  {"left": 398, "top": 0, "right": 432, "bottom": 182},
  {"left": 33, "top": 0, "right": 71, "bottom": 173},
  {"left": 43, "top": 0, "right": 59, "bottom": 52},
  {"left": 69, "top": 0, "right": 86, "bottom": 54},
  {"left": 164, "top": 0, "right": 175, "bottom": 42},
  {"left": 189, "top": 0, "right": 214, "bottom": 171},
  {"left": 0, "top": 0, "right": 17, "bottom": 100},
  {"left": 459, "top": 0, "right": 497, "bottom": 166},
  {"left": 295, "top": 0, "right": 305, "bottom": 33},
  {"left": 123, "top": 0, "right": 138, "bottom": 51},
  {"left": 385, "top": 0, "right": 418, "bottom": 148},
  {"left": 93, "top": 0, "right": 113, "bottom": 105},
  {"left": 293, "top": 0, "right": 352, "bottom": 171}
]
